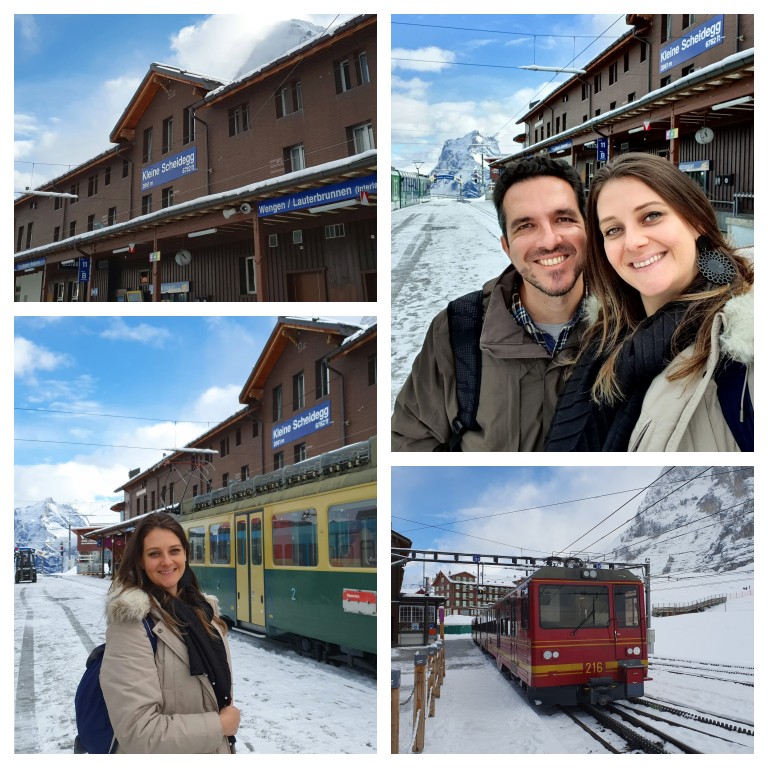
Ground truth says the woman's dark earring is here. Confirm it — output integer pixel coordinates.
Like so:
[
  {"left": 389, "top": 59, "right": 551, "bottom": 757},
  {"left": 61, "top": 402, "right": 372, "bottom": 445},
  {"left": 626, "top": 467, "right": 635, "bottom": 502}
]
[{"left": 696, "top": 236, "right": 736, "bottom": 284}]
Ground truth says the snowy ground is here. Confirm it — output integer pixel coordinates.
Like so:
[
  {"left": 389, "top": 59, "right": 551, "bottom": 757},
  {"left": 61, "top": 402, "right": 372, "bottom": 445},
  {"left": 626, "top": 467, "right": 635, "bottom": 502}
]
[
  {"left": 392, "top": 576, "right": 754, "bottom": 754},
  {"left": 14, "top": 572, "right": 375, "bottom": 754},
  {"left": 391, "top": 197, "right": 506, "bottom": 410}
]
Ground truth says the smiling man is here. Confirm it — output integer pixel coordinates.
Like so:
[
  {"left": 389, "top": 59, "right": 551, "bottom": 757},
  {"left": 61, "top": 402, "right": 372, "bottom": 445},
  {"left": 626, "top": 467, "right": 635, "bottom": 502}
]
[{"left": 391, "top": 156, "right": 588, "bottom": 451}]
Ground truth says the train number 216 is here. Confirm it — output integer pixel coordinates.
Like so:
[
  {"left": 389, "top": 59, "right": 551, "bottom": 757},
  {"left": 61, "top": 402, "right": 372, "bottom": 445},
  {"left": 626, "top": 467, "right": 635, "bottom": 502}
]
[{"left": 585, "top": 662, "right": 604, "bottom": 674}]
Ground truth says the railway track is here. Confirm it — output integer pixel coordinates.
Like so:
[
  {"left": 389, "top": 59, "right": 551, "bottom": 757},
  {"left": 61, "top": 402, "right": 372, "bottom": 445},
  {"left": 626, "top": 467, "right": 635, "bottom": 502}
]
[{"left": 649, "top": 659, "right": 754, "bottom": 687}]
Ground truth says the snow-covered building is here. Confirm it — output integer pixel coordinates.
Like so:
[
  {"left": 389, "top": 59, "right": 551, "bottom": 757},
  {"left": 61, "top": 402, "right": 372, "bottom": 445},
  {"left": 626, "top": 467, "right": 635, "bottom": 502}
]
[
  {"left": 431, "top": 570, "right": 511, "bottom": 616},
  {"left": 14, "top": 15, "right": 377, "bottom": 302}
]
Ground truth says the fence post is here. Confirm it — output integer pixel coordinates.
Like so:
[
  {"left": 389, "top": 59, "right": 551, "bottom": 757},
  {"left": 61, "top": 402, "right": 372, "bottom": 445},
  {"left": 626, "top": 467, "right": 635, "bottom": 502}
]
[
  {"left": 427, "top": 647, "right": 437, "bottom": 717},
  {"left": 391, "top": 669, "right": 401, "bottom": 754},
  {"left": 433, "top": 641, "right": 443, "bottom": 698},
  {"left": 412, "top": 651, "right": 427, "bottom": 753}
]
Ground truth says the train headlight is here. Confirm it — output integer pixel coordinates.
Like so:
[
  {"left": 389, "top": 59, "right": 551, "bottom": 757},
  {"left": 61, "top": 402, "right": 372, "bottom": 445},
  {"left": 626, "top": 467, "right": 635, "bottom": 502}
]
[
  {"left": 553, "top": 651, "right": 560, "bottom": 659},
  {"left": 626, "top": 647, "right": 635, "bottom": 655},
  {"left": 543, "top": 650, "right": 553, "bottom": 660},
  {"left": 581, "top": 569, "right": 598, "bottom": 579},
  {"left": 633, "top": 646, "right": 641, "bottom": 656}
]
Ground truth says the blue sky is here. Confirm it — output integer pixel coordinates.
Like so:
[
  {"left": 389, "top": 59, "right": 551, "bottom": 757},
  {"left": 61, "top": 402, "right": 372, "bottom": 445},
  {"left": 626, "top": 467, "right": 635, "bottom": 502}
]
[
  {"left": 13, "top": 13, "right": 356, "bottom": 192},
  {"left": 14, "top": 316, "right": 281, "bottom": 521},
  {"left": 392, "top": 465, "right": 665, "bottom": 586},
  {"left": 391, "top": 13, "right": 634, "bottom": 172}
]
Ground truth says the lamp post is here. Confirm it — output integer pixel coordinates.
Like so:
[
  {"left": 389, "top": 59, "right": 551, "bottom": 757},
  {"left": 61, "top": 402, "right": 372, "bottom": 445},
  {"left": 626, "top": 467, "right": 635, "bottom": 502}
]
[{"left": 413, "top": 162, "right": 424, "bottom": 203}]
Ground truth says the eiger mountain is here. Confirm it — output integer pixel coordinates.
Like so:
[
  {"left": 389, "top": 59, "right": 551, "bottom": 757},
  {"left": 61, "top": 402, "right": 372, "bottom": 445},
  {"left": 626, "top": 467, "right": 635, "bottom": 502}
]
[
  {"left": 429, "top": 130, "right": 500, "bottom": 198},
  {"left": 14, "top": 499, "right": 88, "bottom": 574},
  {"left": 607, "top": 466, "right": 753, "bottom": 575}
]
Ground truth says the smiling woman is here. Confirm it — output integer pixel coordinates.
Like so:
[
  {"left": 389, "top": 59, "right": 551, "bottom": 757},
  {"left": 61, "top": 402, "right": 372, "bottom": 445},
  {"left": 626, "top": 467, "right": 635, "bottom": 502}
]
[{"left": 545, "top": 152, "right": 754, "bottom": 452}]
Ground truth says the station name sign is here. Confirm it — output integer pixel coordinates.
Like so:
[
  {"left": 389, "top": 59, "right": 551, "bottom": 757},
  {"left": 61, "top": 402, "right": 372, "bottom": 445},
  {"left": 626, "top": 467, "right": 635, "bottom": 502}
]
[
  {"left": 141, "top": 147, "right": 197, "bottom": 191},
  {"left": 258, "top": 174, "right": 376, "bottom": 217},
  {"left": 659, "top": 15, "right": 724, "bottom": 74},
  {"left": 272, "top": 400, "right": 331, "bottom": 448}
]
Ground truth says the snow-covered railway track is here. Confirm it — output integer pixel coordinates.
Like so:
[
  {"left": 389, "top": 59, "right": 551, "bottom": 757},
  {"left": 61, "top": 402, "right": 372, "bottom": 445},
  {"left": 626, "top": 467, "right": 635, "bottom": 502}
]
[
  {"left": 635, "top": 696, "right": 754, "bottom": 735},
  {"left": 649, "top": 661, "right": 753, "bottom": 687}
]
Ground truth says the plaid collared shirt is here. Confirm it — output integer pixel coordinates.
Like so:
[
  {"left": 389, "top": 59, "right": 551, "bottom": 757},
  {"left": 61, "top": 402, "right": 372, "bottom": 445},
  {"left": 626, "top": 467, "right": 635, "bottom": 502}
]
[{"left": 509, "top": 277, "right": 585, "bottom": 356}]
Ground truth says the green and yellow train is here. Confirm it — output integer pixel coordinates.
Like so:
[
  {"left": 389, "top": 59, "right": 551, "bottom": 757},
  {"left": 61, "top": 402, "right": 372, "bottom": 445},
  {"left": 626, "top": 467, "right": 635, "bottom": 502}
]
[{"left": 178, "top": 438, "right": 376, "bottom": 668}]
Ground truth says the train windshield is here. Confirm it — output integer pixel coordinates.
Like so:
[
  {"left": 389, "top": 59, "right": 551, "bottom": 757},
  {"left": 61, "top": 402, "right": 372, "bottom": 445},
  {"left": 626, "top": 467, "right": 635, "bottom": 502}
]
[
  {"left": 538, "top": 584, "right": 610, "bottom": 629},
  {"left": 614, "top": 585, "right": 641, "bottom": 627}
]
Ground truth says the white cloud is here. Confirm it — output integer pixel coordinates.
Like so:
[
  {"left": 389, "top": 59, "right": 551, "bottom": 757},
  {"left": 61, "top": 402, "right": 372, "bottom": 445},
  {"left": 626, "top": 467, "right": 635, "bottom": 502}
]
[
  {"left": 15, "top": 338, "right": 69, "bottom": 378},
  {"left": 99, "top": 319, "right": 173, "bottom": 346},
  {"left": 188, "top": 385, "right": 244, "bottom": 424},
  {"left": 392, "top": 46, "right": 457, "bottom": 73}
]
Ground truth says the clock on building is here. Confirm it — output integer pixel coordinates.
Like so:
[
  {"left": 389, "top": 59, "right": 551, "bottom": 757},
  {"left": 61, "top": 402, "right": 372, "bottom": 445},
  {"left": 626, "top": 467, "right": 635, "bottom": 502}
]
[
  {"left": 695, "top": 126, "right": 715, "bottom": 144},
  {"left": 174, "top": 249, "right": 192, "bottom": 266}
]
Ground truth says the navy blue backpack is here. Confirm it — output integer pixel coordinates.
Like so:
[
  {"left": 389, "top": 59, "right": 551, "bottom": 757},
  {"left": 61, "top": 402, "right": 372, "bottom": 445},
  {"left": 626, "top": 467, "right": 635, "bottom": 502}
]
[{"left": 74, "top": 618, "right": 157, "bottom": 754}]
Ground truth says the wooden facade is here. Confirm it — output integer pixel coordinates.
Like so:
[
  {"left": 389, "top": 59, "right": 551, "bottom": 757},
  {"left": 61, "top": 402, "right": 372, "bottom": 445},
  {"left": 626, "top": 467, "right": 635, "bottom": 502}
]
[
  {"left": 116, "top": 317, "right": 376, "bottom": 518},
  {"left": 14, "top": 15, "right": 377, "bottom": 302}
]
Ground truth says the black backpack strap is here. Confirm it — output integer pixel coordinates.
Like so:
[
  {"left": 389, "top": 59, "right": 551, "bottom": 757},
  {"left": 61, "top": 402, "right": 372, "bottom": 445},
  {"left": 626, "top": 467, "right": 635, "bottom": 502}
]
[
  {"left": 714, "top": 359, "right": 753, "bottom": 451},
  {"left": 442, "top": 289, "right": 484, "bottom": 451}
]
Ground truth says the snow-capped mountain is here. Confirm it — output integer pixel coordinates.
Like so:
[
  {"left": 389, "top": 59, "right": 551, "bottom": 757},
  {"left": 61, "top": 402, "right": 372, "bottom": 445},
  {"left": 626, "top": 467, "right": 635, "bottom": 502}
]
[
  {"left": 233, "top": 19, "right": 324, "bottom": 80},
  {"left": 14, "top": 499, "right": 89, "bottom": 574},
  {"left": 429, "top": 130, "right": 500, "bottom": 199},
  {"left": 607, "top": 466, "right": 753, "bottom": 575}
]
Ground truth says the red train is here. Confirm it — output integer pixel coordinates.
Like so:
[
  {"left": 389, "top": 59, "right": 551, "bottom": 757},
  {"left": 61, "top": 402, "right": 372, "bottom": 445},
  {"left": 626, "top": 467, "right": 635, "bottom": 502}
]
[{"left": 472, "top": 565, "right": 649, "bottom": 705}]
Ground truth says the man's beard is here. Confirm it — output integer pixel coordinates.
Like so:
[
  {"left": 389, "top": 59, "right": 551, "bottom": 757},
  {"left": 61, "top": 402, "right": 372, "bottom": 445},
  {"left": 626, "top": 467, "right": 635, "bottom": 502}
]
[{"left": 518, "top": 247, "right": 584, "bottom": 298}]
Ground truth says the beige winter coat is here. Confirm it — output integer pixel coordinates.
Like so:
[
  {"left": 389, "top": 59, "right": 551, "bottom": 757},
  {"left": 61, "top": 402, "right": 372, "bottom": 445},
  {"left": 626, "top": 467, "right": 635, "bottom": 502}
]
[
  {"left": 100, "top": 586, "right": 233, "bottom": 754},
  {"left": 628, "top": 290, "right": 753, "bottom": 451},
  {"left": 391, "top": 265, "right": 584, "bottom": 451}
]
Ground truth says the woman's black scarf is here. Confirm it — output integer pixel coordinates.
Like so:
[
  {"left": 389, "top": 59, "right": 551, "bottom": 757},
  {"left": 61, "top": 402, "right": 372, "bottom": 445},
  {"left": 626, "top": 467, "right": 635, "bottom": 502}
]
[
  {"left": 150, "top": 570, "right": 233, "bottom": 714},
  {"left": 544, "top": 301, "right": 695, "bottom": 451}
]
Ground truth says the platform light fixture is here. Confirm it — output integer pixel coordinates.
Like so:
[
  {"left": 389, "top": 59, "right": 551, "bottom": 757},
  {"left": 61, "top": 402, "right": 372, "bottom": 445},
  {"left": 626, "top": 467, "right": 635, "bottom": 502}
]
[{"left": 188, "top": 228, "right": 218, "bottom": 238}]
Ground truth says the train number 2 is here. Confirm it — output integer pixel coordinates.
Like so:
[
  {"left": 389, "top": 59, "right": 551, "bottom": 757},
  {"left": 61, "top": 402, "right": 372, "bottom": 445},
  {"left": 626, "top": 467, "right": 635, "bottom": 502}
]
[{"left": 585, "top": 662, "right": 604, "bottom": 674}]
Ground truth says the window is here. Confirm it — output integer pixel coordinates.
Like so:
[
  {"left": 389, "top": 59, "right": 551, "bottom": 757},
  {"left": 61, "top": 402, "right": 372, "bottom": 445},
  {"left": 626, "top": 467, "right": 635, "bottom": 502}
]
[
  {"left": 315, "top": 359, "right": 330, "bottom": 398},
  {"left": 55, "top": 196, "right": 63, "bottom": 210},
  {"left": 562, "top": 112, "right": 567, "bottom": 130},
  {"left": 143, "top": 127, "right": 153, "bottom": 163},
  {"left": 243, "top": 256, "right": 257, "bottom": 295},
  {"left": 272, "top": 509, "right": 318, "bottom": 566},
  {"left": 252, "top": 420, "right": 259, "bottom": 438},
  {"left": 624, "top": 51, "right": 630, "bottom": 73},
  {"left": 351, "top": 122, "right": 375, "bottom": 153},
  {"left": 53, "top": 226, "right": 60, "bottom": 242},
  {"left": 661, "top": 15, "right": 672, "bottom": 43},
  {"left": 627, "top": 92, "right": 636, "bottom": 103},
  {"left": 609, "top": 62, "right": 618, "bottom": 86},
  {"left": 581, "top": 82, "right": 589, "bottom": 101},
  {"left": 555, "top": 116, "right": 560, "bottom": 133},
  {"left": 104, "top": 165, "right": 111, "bottom": 186},
  {"left": 325, "top": 223, "right": 346, "bottom": 239},
  {"left": 220, "top": 437, "right": 229, "bottom": 458},
  {"left": 210, "top": 522, "right": 231, "bottom": 564},
  {"left": 108, "top": 207, "right": 117, "bottom": 226},
  {"left": 70, "top": 182, "right": 80, "bottom": 201},
  {"left": 274, "top": 451, "right": 284, "bottom": 471},
  {"left": 272, "top": 385, "right": 283, "bottom": 421},
  {"left": 68, "top": 281, "right": 79, "bottom": 302},
  {"left": 368, "top": 354, "right": 377, "bottom": 386},
  {"left": 236, "top": 519, "right": 247, "bottom": 566},
  {"left": 640, "top": 42, "right": 647, "bottom": 63},
  {"left": 614, "top": 585, "right": 640, "bottom": 627},
  {"left": 294, "top": 442, "right": 307, "bottom": 463},
  {"left": 228, "top": 103, "right": 250, "bottom": 136},
  {"left": 87, "top": 173, "right": 98, "bottom": 197},
  {"left": 69, "top": 221, "right": 77, "bottom": 237},
  {"left": 142, "top": 194, "right": 152, "bottom": 215},
  {"left": 293, "top": 81, "right": 303, "bottom": 111},
  {"left": 251, "top": 517, "right": 263, "bottom": 566},
  {"left": 562, "top": 94, "right": 568, "bottom": 103},
  {"left": 682, "top": 14, "right": 696, "bottom": 29},
  {"left": 276, "top": 82, "right": 302, "bottom": 118},
  {"left": 329, "top": 500, "right": 376, "bottom": 568},
  {"left": 235, "top": 429, "right": 241, "bottom": 447},
  {"left": 162, "top": 116, "right": 173, "bottom": 154},
  {"left": 356, "top": 51, "right": 370, "bottom": 85},
  {"left": 682, "top": 64, "right": 695, "bottom": 77},
  {"left": 240, "top": 464, "right": 249, "bottom": 481},
  {"left": 293, "top": 371, "right": 305, "bottom": 411},
  {"left": 660, "top": 76, "right": 671, "bottom": 88},
  {"left": 538, "top": 584, "right": 610, "bottom": 629},
  {"left": 399, "top": 605, "right": 424, "bottom": 632},
  {"left": 87, "top": 214, "right": 95, "bottom": 232},
  {"left": 610, "top": 101, "right": 616, "bottom": 111},
  {"left": 161, "top": 187, "right": 174, "bottom": 208},
  {"left": 284, "top": 144, "right": 305, "bottom": 173},
  {"left": 24, "top": 223, "right": 33, "bottom": 250},
  {"left": 17, "top": 226, "right": 23, "bottom": 251},
  {"left": 183, "top": 107, "right": 195, "bottom": 145},
  {"left": 222, "top": 473, "right": 229, "bottom": 488},
  {"left": 335, "top": 58, "right": 352, "bottom": 92},
  {"left": 593, "top": 73, "right": 602, "bottom": 94}
]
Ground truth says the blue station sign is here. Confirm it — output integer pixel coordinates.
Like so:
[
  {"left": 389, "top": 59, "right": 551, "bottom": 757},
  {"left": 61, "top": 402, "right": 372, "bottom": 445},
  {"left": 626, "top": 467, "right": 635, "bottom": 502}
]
[
  {"left": 272, "top": 400, "right": 332, "bottom": 448},
  {"left": 141, "top": 147, "right": 197, "bottom": 191},
  {"left": 258, "top": 174, "right": 377, "bottom": 217},
  {"left": 78, "top": 257, "right": 91, "bottom": 283},
  {"left": 660, "top": 15, "right": 724, "bottom": 74}
]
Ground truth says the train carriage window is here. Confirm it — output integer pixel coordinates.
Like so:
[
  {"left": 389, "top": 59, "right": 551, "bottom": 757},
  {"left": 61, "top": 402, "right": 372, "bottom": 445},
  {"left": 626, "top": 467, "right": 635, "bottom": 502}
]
[
  {"left": 538, "top": 584, "right": 610, "bottom": 629},
  {"left": 614, "top": 585, "right": 640, "bottom": 627},
  {"left": 272, "top": 509, "right": 317, "bottom": 567},
  {"left": 520, "top": 587, "right": 529, "bottom": 631},
  {"left": 236, "top": 520, "right": 247, "bottom": 566},
  {"left": 328, "top": 500, "right": 376, "bottom": 568},
  {"left": 188, "top": 527, "right": 205, "bottom": 563},
  {"left": 210, "top": 522, "right": 231, "bottom": 564},
  {"left": 251, "top": 517, "right": 263, "bottom": 566}
]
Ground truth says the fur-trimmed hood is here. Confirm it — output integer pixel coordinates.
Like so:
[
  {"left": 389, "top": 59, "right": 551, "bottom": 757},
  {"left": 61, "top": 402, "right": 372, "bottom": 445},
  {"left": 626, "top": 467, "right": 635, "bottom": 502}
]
[
  {"left": 105, "top": 584, "right": 221, "bottom": 625},
  {"left": 583, "top": 289, "right": 753, "bottom": 364}
]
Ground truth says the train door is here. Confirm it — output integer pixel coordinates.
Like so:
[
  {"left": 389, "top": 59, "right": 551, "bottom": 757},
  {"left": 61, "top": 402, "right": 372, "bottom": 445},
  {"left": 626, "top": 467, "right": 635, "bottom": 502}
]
[
  {"left": 612, "top": 583, "right": 646, "bottom": 695},
  {"left": 235, "top": 511, "right": 266, "bottom": 631}
]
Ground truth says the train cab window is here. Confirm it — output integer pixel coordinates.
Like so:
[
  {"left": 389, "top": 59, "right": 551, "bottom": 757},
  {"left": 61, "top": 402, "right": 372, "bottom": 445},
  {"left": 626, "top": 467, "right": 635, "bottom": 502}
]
[
  {"left": 614, "top": 585, "right": 640, "bottom": 627},
  {"left": 272, "top": 509, "right": 317, "bottom": 567},
  {"left": 188, "top": 527, "right": 205, "bottom": 563},
  {"left": 210, "top": 522, "right": 231, "bottom": 564},
  {"left": 328, "top": 500, "right": 376, "bottom": 568},
  {"left": 251, "top": 517, "right": 263, "bottom": 566},
  {"left": 539, "top": 584, "right": 610, "bottom": 629}
]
